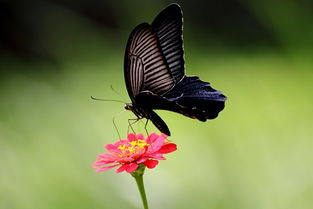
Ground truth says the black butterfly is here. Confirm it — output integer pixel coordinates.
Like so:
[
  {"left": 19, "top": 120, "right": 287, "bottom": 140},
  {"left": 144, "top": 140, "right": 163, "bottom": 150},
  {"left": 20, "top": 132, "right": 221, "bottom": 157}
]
[{"left": 124, "top": 3, "right": 226, "bottom": 136}]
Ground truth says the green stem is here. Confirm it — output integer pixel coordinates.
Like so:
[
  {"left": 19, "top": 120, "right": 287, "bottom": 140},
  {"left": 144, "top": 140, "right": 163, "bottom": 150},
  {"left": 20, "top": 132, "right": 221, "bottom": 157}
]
[{"left": 131, "top": 165, "right": 149, "bottom": 209}]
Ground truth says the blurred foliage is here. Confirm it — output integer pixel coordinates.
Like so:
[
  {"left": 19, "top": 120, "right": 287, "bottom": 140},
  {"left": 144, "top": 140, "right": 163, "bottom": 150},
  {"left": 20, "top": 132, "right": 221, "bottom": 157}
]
[{"left": 1, "top": 1, "right": 313, "bottom": 209}]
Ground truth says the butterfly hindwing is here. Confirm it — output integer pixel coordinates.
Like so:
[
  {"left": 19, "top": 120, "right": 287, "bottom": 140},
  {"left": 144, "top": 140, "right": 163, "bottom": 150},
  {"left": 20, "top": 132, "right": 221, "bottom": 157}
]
[
  {"left": 135, "top": 76, "right": 226, "bottom": 122},
  {"left": 163, "top": 76, "right": 226, "bottom": 120}
]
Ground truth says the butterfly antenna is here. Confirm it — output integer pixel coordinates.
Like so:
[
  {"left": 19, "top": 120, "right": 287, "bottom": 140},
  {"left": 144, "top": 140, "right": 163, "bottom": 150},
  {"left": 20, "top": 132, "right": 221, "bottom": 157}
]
[
  {"left": 110, "top": 85, "right": 127, "bottom": 102},
  {"left": 90, "top": 96, "right": 125, "bottom": 104},
  {"left": 112, "top": 110, "right": 127, "bottom": 139}
]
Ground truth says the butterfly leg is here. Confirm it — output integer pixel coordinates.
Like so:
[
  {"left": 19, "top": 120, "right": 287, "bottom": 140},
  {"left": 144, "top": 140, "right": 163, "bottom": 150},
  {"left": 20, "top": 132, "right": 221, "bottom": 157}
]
[
  {"left": 144, "top": 119, "right": 149, "bottom": 136},
  {"left": 112, "top": 110, "right": 127, "bottom": 139},
  {"left": 127, "top": 118, "right": 139, "bottom": 134},
  {"left": 113, "top": 115, "right": 121, "bottom": 139}
]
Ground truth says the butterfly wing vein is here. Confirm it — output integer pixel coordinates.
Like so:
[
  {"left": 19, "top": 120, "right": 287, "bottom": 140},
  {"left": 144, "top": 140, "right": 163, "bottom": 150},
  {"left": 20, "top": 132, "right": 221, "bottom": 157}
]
[{"left": 125, "top": 23, "right": 175, "bottom": 98}]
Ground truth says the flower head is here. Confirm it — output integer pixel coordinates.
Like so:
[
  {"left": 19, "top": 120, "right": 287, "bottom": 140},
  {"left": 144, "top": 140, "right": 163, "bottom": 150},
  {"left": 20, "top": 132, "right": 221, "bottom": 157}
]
[{"left": 92, "top": 133, "right": 177, "bottom": 173}]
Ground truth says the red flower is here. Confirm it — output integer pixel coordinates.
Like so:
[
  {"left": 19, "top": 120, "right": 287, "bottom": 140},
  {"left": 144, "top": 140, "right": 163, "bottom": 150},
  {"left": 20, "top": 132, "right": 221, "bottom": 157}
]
[{"left": 92, "top": 133, "right": 177, "bottom": 173}]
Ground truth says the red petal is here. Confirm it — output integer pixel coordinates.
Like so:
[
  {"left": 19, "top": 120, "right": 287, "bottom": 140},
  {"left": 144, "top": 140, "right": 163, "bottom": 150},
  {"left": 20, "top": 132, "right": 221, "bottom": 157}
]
[
  {"left": 144, "top": 160, "right": 159, "bottom": 169},
  {"left": 147, "top": 135, "right": 166, "bottom": 153},
  {"left": 146, "top": 133, "right": 159, "bottom": 144},
  {"left": 97, "top": 153, "right": 117, "bottom": 160},
  {"left": 116, "top": 164, "right": 128, "bottom": 173},
  {"left": 126, "top": 163, "right": 139, "bottom": 173},
  {"left": 95, "top": 164, "right": 119, "bottom": 172},
  {"left": 92, "top": 160, "right": 114, "bottom": 167},
  {"left": 146, "top": 153, "right": 166, "bottom": 160},
  {"left": 158, "top": 143, "right": 177, "bottom": 154},
  {"left": 114, "top": 139, "right": 128, "bottom": 146},
  {"left": 127, "top": 133, "right": 137, "bottom": 141},
  {"left": 105, "top": 144, "right": 117, "bottom": 152},
  {"left": 136, "top": 133, "right": 145, "bottom": 140}
]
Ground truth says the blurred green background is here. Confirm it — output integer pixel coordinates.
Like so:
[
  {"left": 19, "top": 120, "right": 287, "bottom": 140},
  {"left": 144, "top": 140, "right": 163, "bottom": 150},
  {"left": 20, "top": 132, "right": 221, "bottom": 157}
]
[{"left": 1, "top": 0, "right": 313, "bottom": 209}]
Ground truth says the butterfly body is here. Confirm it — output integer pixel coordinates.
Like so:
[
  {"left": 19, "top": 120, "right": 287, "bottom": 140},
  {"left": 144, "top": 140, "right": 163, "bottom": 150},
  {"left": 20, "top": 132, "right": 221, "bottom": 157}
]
[
  {"left": 125, "top": 100, "right": 171, "bottom": 135},
  {"left": 124, "top": 4, "right": 226, "bottom": 136}
]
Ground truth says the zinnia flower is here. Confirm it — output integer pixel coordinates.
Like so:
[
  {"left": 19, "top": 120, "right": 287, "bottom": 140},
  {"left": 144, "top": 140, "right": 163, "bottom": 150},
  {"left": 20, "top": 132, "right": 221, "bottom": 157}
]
[{"left": 92, "top": 133, "right": 177, "bottom": 173}]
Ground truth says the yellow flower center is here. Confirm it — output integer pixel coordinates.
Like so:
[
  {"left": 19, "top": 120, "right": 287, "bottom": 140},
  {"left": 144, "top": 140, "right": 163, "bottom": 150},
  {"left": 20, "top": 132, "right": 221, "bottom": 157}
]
[{"left": 118, "top": 139, "right": 149, "bottom": 155}]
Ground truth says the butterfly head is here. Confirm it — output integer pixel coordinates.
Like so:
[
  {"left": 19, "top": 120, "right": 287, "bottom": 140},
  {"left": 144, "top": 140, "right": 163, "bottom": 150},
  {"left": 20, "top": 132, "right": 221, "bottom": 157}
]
[{"left": 124, "top": 103, "right": 133, "bottom": 111}]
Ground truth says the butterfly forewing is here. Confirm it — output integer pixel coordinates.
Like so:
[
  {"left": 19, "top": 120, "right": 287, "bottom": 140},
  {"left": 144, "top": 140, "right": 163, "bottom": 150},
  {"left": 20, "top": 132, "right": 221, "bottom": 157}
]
[
  {"left": 152, "top": 4, "right": 185, "bottom": 83},
  {"left": 124, "top": 23, "right": 175, "bottom": 100}
]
